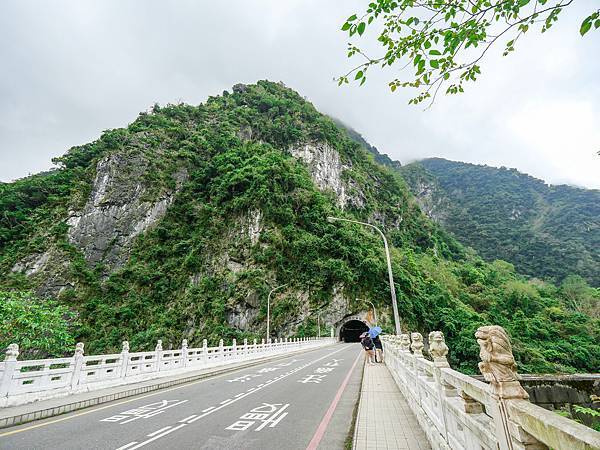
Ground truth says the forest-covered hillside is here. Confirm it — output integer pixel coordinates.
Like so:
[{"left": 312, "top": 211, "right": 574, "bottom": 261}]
[
  {"left": 400, "top": 158, "right": 600, "bottom": 288},
  {"left": 1, "top": 81, "right": 598, "bottom": 374}
]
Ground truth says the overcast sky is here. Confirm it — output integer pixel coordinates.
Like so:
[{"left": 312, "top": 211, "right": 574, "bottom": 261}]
[{"left": 1, "top": 0, "right": 599, "bottom": 189}]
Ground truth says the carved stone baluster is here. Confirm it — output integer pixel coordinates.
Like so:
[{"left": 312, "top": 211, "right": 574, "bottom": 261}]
[
  {"left": 181, "top": 339, "right": 188, "bottom": 367},
  {"left": 71, "top": 342, "right": 85, "bottom": 388},
  {"left": 476, "top": 325, "right": 546, "bottom": 450},
  {"left": 0, "top": 344, "right": 20, "bottom": 397},
  {"left": 410, "top": 332, "right": 424, "bottom": 358},
  {"left": 154, "top": 340, "right": 163, "bottom": 372},
  {"left": 120, "top": 341, "right": 130, "bottom": 378},
  {"left": 202, "top": 339, "right": 208, "bottom": 364}
]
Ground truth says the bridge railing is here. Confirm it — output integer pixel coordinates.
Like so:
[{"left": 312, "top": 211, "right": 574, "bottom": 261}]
[
  {"left": 0, "top": 336, "right": 334, "bottom": 408},
  {"left": 382, "top": 328, "right": 600, "bottom": 450}
]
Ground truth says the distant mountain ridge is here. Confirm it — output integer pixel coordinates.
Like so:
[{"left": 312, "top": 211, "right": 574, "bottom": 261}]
[
  {"left": 334, "top": 124, "right": 599, "bottom": 286},
  {"left": 399, "top": 158, "right": 600, "bottom": 286}
]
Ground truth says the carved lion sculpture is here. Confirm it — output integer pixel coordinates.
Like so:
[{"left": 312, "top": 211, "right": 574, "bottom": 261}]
[
  {"left": 5, "top": 343, "right": 19, "bottom": 359},
  {"left": 476, "top": 325, "right": 528, "bottom": 399},
  {"left": 410, "top": 332, "right": 424, "bottom": 356},
  {"left": 74, "top": 342, "right": 85, "bottom": 357},
  {"left": 399, "top": 334, "right": 411, "bottom": 352},
  {"left": 428, "top": 331, "right": 449, "bottom": 360}
]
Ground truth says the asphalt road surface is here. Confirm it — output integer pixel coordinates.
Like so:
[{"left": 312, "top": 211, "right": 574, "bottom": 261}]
[{"left": 0, "top": 343, "right": 363, "bottom": 450}]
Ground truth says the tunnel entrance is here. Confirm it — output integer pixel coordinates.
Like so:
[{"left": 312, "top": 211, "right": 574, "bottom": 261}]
[{"left": 339, "top": 320, "right": 369, "bottom": 343}]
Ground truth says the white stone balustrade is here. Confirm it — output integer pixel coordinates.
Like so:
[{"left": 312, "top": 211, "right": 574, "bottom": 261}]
[
  {"left": 0, "top": 336, "right": 334, "bottom": 408},
  {"left": 382, "top": 328, "right": 600, "bottom": 450}
]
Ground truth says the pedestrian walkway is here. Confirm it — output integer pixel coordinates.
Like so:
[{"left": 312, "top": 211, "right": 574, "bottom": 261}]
[{"left": 353, "top": 361, "right": 431, "bottom": 450}]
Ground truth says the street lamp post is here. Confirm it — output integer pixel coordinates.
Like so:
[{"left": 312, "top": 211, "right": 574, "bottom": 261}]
[
  {"left": 267, "top": 283, "right": 287, "bottom": 343},
  {"left": 328, "top": 216, "right": 401, "bottom": 335}
]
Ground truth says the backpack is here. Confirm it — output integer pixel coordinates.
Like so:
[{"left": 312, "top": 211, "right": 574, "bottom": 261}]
[{"left": 361, "top": 335, "right": 374, "bottom": 349}]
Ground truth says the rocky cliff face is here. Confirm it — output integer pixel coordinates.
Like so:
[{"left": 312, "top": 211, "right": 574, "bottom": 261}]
[
  {"left": 289, "top": 141, "right": 365, "bottom": 209},
  {"left": 66, "top": 153, "right": 187, "bottom": 271}
]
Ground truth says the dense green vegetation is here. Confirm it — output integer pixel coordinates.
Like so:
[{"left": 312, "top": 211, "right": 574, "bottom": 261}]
[
  {"left": 400, "top": 158, "right": 600, "bottom": 288},
  {"left": 0, "top": 81, "right": 598, "bottom": 375},
  {"left": 0, "top": 291, "right": 77, "bottom": 359}
]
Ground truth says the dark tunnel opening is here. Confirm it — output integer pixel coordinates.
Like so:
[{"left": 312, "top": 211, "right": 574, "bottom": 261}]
[{"left": 339, "top": 320, "right": 369, "bottom": 343}]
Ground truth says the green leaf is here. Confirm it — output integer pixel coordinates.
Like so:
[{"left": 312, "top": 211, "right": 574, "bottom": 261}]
[
  {"left": 580, "top": 18, "right": 592, "bottom": 36},
  {"left": 342, "top": 22, "right": 351, "bottom": 31},
  {"left": 357, "top": 22, "right": 366, "bottom": 36},
  {"left": 347, "top": 14, "right": 357, "bottom": 22},
  {"left": 430, "top": 60, "right": 440, "bottom": 69},
  {"left": 429, "top": 49, "right": 441, "bottom": 55},
  {"left": 355, "top": 70, "right": 364, "bottom": 80}
]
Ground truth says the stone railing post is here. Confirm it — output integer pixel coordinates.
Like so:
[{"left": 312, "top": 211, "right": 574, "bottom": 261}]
[
  {"left": 429, "top": 331, "right": 452, "bottom": 444},
  {"left": 261, "top": 338, "right": 265, "bottom": 353},
  {"left": 119, "top": 341, "right": 130, "bottom": 378},
  {"left": 155, "top": 340, "right": 163, "bottom": 372},
  {"left": 218, "top": 339, "right": 224, "bottom": 361},
  {"left": 253, "top": 338, "right": 257, "bottom": 355},
  {"left": 232, "top": 338, "right": 237, "bottom": 359},
  {"left": 202, "top": 339, "right": 208, "bottom": 364},
  {"left": 0, "top": 344, "right": 19, "bottom": 397},
  {"left": 181, "top": 339, "right": 188, "bottom": 367},
  {"left": 71, "top": 342, "right": 85, "bottom": 388},
  {"left": 476, "top": 325, "right": 544, "bottom": 450},
  {"left": 243, "top": 338, "right": 248, "bottom": 357}
]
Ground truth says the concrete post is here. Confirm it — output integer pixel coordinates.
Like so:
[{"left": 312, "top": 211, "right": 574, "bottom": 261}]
[
  {"left": 243, "top": 338, "right": 248, "bottom": 357},
  {"left": 202, "top": 339, "right": 208, "bottom": 364},
  {"left": 71, "top": 342, "right": 85, "bottom": 388},
  {"left": 0, "top": 344, "right": 19, "bottom": 397},
  {"left": 119, "top": 341, "right": 130, "bottom": 378},
  {"left": 253, "top": 338, "right": 257, "bottom": 354},
  {"left": 218, "top": 339, "right": 224, "bottom": 361},
  {"left": 232, "top": 339, "right": 237, "bottom": 359},
  {"left": 181, "top": 339, "right": 188, "bottom": 367}
]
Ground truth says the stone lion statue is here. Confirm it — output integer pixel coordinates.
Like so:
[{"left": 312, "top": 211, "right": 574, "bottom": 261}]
[
  {"left": 74, "top": 342, "right": 85, "bottom": 357},
  {"left": 410, "top": 332, "right": 424, "bottom": 357},
  {"left": 399, "top": 334, "right": 411, "bottom": 352},
  {"left": 475, "top": 325, "right": 528, "bottom": 398},
  {"left": 428, "top": 331, "right": 449, "bottom": 360},
  {"left": 5, "top": 343, "right": 19, "bottom": 359}
]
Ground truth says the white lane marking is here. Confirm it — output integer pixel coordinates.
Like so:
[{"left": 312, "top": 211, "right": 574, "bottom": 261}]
[
  {"left": 219, "top": 399, "right": 232, "bottom": 404},
  {"left": 234, "top": 393, "right": 244, "bottom": 398},
  {"left": 123, "top": 423, "right": 187, "bottom": 450},
  {"left": 115, "top": 346, "right": 346, "bottom": 449},
  {"left": 255, "top": 403, "right": 290, "bottom": 431},
  {"left": 185, "top": 346, "right": 346, "bottom": 425},
  {"left": 116, "top": 442, "right": 138, "bottom": 450},
  {"left": 147, "top": 426, "right": 172, "bottom": 437},
  {"left": 179, "top": 415, "right": 197, "bottom": 423},
  {"left": 201, "top": 406, "right": 215, "bottom": 413}
]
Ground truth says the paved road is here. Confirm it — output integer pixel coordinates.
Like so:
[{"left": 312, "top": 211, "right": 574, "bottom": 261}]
[{"left": 0, "top": 344, "right": 363, "bottom": 450}]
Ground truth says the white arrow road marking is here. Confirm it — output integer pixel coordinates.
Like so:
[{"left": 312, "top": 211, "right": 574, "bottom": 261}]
[{"left": 116, "top": 346, "right": 346, "bottom": 450}]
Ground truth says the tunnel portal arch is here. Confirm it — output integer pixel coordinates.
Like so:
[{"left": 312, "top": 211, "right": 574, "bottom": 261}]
[{"left": 337, "top": 313, "right": 370, "bottom": 342}]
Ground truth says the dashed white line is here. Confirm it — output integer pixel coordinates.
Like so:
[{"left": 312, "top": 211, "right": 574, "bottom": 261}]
[
  {"left": 147, "top": 426, "right": 172, "bottom": 437},
  {"left": 115, "top": 347, "right": 346, "bottom": 449},
  {"left": 122, "top": 424, "right": 187, "bottom": 450},
  {"left": 179, "top": 415, "right": 197, "bottom": 423}
]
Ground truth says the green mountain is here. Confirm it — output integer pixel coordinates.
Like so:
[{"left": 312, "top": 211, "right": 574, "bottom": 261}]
[
  {"left": 1, "top": 81, "right": 598, "bottom": 374},
  {"left": 399, "top": 158, "right": 600, "bottom": 288}
]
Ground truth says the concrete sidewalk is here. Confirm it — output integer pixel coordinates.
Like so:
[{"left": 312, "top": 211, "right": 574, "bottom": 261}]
[{"left": 353, "top": 361, "right": 431, "bottom": 450}]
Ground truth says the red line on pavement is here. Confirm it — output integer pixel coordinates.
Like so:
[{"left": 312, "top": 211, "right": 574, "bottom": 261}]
[{"left": 305, "top": 349, "right": 362, "bottom": 450}]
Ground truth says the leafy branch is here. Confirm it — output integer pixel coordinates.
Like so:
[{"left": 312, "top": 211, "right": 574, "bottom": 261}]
[{"left": 338, "top": 0, "right": 599, "bottom": 106}]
